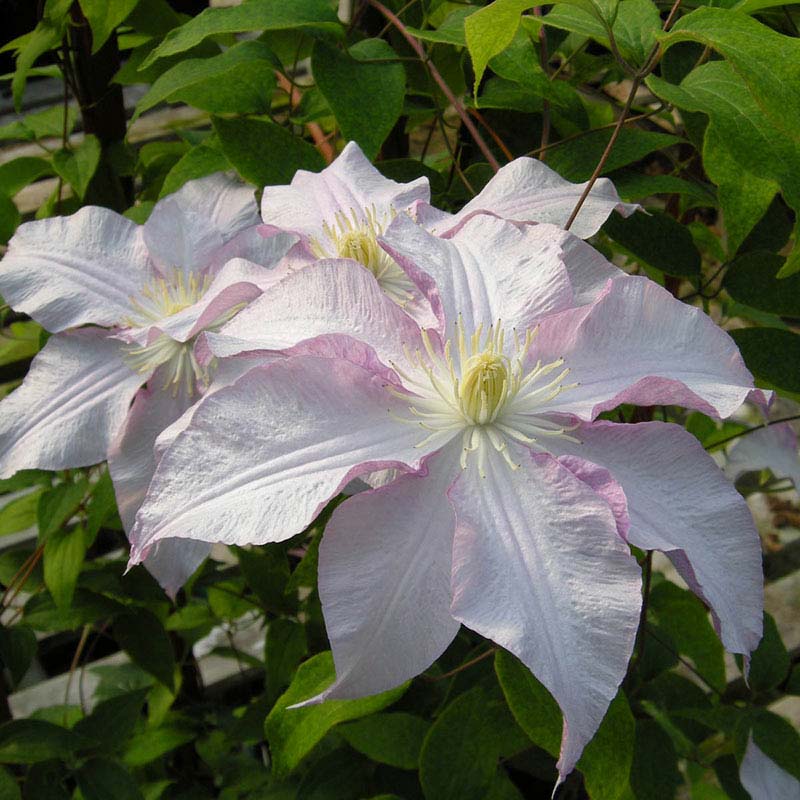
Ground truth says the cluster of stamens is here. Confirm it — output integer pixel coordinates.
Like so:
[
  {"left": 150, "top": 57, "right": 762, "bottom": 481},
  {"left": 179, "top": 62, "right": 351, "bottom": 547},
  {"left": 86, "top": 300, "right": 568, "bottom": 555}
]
[
  {"left": 122, "top": 269, "right": 242, "bottom": 398},
  {"left": 125, "top": 268, "right": 211, "bottom": 328},
  {"left": 310, "top": 207, "right": 416, "bottom": 307},
  {"left": 389, "top": 318, "right": 579, "bottom": 475}
]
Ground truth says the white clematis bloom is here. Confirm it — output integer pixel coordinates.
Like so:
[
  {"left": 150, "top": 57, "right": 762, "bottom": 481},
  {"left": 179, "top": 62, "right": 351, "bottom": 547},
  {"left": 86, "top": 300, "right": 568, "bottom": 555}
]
[
  {"left": 129, "top": 212, "right": 766, "bottom": 783},
  {"left": 253, "top": 141, "right": 637, "bottom": 326},
  {"left": 0, "top": 173, "right": 296, "bottom": 594}
]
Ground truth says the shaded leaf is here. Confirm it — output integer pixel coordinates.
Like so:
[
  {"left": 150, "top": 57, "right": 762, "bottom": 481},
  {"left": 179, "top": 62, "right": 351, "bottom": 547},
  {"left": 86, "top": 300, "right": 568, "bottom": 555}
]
[
  {"left": 339, "top": 713, "right": 430, "bottom": 770},
  {"left": 114, "top": 609, "right": 176, "bottom": 690}
]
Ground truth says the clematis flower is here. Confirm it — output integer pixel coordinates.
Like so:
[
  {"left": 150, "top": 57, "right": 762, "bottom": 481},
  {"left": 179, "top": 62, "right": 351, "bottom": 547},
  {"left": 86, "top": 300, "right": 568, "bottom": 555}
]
[
  {"left": 0, "top": 173, "right": 295, "bottom": 593},
  {"left": 740, "top": 734, "right": 800, "bottom": 800},
  {"left": 129, "top": 213, "right": 765, "bottom": 781},
  {"left": 257, "top": 141, "right": 636, "bottom": 324}
]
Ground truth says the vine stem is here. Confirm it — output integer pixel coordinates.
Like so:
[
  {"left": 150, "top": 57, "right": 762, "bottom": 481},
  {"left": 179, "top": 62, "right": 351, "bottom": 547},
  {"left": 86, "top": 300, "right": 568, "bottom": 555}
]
[
  {"left": 564, "top": 0, "right": 683, "bottom": 231},
  {"left": 708, "top": 414, "right": 800, "bottom": 450},
  {"left": 366, "top": 0, "right": 502, "bottom": 173},
  {"left": 425, "top": 647, "right": 497, "bottom": 681}
]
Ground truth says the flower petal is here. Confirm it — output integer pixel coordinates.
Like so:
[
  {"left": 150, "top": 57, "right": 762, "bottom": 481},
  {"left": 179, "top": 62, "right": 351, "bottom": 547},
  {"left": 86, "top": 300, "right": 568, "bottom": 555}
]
[
  {"left": 0, "top": 329, "right": 145, "bottom": 477},
  {"left": 0, "top": 208, "right": 151, "bottom": 331},
  {"left": 380, "top": 214, "right": 575, "bottom": 337},
  {"left": 449, "top": 446, "right": 642, "bottom": 781},
  {"left": 147, "top": 257, "right": 268, "bottom": 344},
  {"left": 144, "top": 172, "right": 259, "bottom": 276},
  {"left": 107, "top": 369, "right": 207, "bottom": 596},
  {"left": 530, "top": 276, "right": 766, "bottom": 420},
  {"left": 546, "top": 421, "right": 763, "bottom": 655},
  {"left": 260, "top": 141, "right": 429, "bottom": 236},
  {"left": 129, "top": 354, "right": 433, "bottom": 561},
  {"left": 204, "top": 226, "right": 298, "bottom": 274},
  {"left": 740, "top": 734, "right": 800, "bottom": 800},
  {"left": 418, "top": 157, "right": 637, "bottom": 239},
  {"left": 725, "top": 423, "right": 800, "bottom": 493},
  {"left": 299, "top": 443, "right": 461, "bottom": 705},
  {"left": 207, "top": 259, "right": 423, "bottom": 366},
  {"left": 138, "top": 538, "right": 212, "bottom": 600}
]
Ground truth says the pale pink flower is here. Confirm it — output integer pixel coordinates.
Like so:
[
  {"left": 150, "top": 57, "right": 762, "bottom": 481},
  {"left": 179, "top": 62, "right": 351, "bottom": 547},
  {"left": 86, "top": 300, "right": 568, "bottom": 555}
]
[
  {"left": 0, "top": 173, "right": 295, "bottom": 593},
  {"left": 129, "top": 213, "right": 765, "bottom": 781},
  {"left": 253, "top": 141, "right": 636, "bottom": 327},
  {"left": 725, "top": 421, "right": 800, "bottom": 495}
]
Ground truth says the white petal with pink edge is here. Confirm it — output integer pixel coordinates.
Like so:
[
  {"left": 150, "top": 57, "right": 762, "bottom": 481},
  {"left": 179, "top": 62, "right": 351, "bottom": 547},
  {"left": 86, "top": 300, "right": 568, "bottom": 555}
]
[
  {"left": 417, "top": 157, "right": 637, "bottom": 239},
  {"left": 297, "top": 443, "right": 462, "bottom": 705},
  {"left": 0, "top": 207, "right": 151, "bottom": 331},
  {"left": 260, "top": 141, "right": 429, "bottom": 237},
  {"left": 129, "top": 353, "right": 437, "bottom": 562},
  {"left": 0, "top": 329, "right": 145, "bottom": 477},
  {"left": 143, "top": 172, "right": 259, "bottom": 276},
  {"left": 546, "top": 420, "right": 763, "bottom": 656},
  {"left": 529, "top": 276, "right": 768, "bottom": 420},
  {"left": 449, "top": 446, "right": 642, "bottom": 783},
  {"left": 207, "top": 259, "right": 423, "bottom": 367},
  {"left": 380, "top": 214, "right": 575, "bottom": 337}
]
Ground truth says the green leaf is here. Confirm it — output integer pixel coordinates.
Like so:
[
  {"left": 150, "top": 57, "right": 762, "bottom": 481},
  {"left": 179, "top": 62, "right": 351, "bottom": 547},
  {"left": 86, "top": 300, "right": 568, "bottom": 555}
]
[
  {"left": 44, "top": 525, "right": 90, "bottom": 610},
  {"left": 0, "top": 469, "right": 49, "bottom": 495},
  {"left": 405, "top": 7, "right": 479, "bottom": 46},
  {"left": 78, "top": 0, "right": 141, "bottom": 52},
  {"left": 52, "top": 135, "right": 102, "bottom": 200},
  {"left": 0, "top": 157, "right": 54, "bottom": 196},
  {"left": 85, "top": 469, "right": 119, "bottom": 541},
  {"left": 543, "top": 0, "right": 660, "bottom": 68},
  {"left": 264, "top": 651, "right": 407, "bottom": 776},
  {"left": 76, "top": 758, "right": 143, "bottom": 800},
  {"left": 0, "top": 195, "right": 19, "bottom": 246},
  {"left": 142, "top": 0, "right": 340, "bottom": 68},
  {"left": 38, "top": 477, "right": 89, "bottom": 541},
  {"left": 465, "top": 0, "right": 535, "bottom": 95},
  {"left": 606, "top": 169, "right": 715, "bottom": 205},
  {"left": 630, "top": 719, "right": 682, "bottom": 800},
  {"left": 746, "top": 708, "right": 800, "bottom": 782},
  {"left": 0, "top": 767, "right": 20, "bottom": 800},
  {"left": 0, "top": 489, "right": 44, "bottom": 537},
  {"left": 73, "top": 689, "right": 148, "bottom": 749},
  {"left": 419, "top": 685, "right": 529, "bottom": 800},
  {"left": 159, "top": 142, "right": 230, "bottom": 198},
  {"left": 312, "top": 38, "right": 405, "bottom": 161},
  {"left": 0, "top": 720, "right": 79, "bottom": 764},
  {"left": 265, "top": 618, "right": 307, "bottom": 701},
  {"left": 212, "top": 116, "right": 324, "bottom": 187},
  {"left": 546, "top": 128, "right": 679, "bottom": 182},
  {"left": 659, "top": 9, "right": 800, "bottom": 151},
  {"left": 730, "top": 328, "right": 800, "bottom": 396},
  {"left": 723, "top": 252, "right": 800, "bottom": 317},
  {"left": 339, "top": 713, "right": 430, "bottom": 770},
  {"left": 495, "top": 649, "right": 561, "bottom": 755},
  {"left": 0, "top": 321, "right": 43, "bottom": 367},
  {"left": 495, "top": 651, "right": 635, "bottom": 799},
  {"left": 746, "top": 613, "right": 790, "bottom": 693},
  {"left": 134, "top": 40, "right": 278, "bottom": 119},
  {"left": 648, "top": 581, "right": 726, "bottom": 692},
  {"left": 19, "top": 105, "right": 79, "bottom": 141},
  {"left": 647, "top": 61, "right": 798, "bottom": 254},
  {"left": 24, "top": 589, "right": 124, "bottom": 632},
  {"left": 604, "top": 211, "right": 701, "bottom": 277},
  {"left": 114, "top": 609, "right": 176, "bottom": 690},
  {"left": 123, "top": 719, "right": 196, "bottom": 767},
  {"left": 12, "top": 22, "right": 61, "bottom": 112},
  {"left": 0, "top": 624, "right": 37, "bottom": 686},
  {"left": 237, "top": 546, "right": 291, "bottom": 612}
]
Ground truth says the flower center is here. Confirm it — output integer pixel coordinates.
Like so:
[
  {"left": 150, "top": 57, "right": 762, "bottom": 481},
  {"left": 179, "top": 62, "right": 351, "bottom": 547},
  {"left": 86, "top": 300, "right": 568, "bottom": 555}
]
[
  {"left": 310, "top": 207, "right": 415, "bottom": 307},
  {"left": 125, "top": 268, "right": 211, "bottom": 328},
  {"left": 125, "top": 335, "right": 208, "bottom": 398},
  {"left": 389, "top": 319, "right": 578, "bottom": 475}
]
